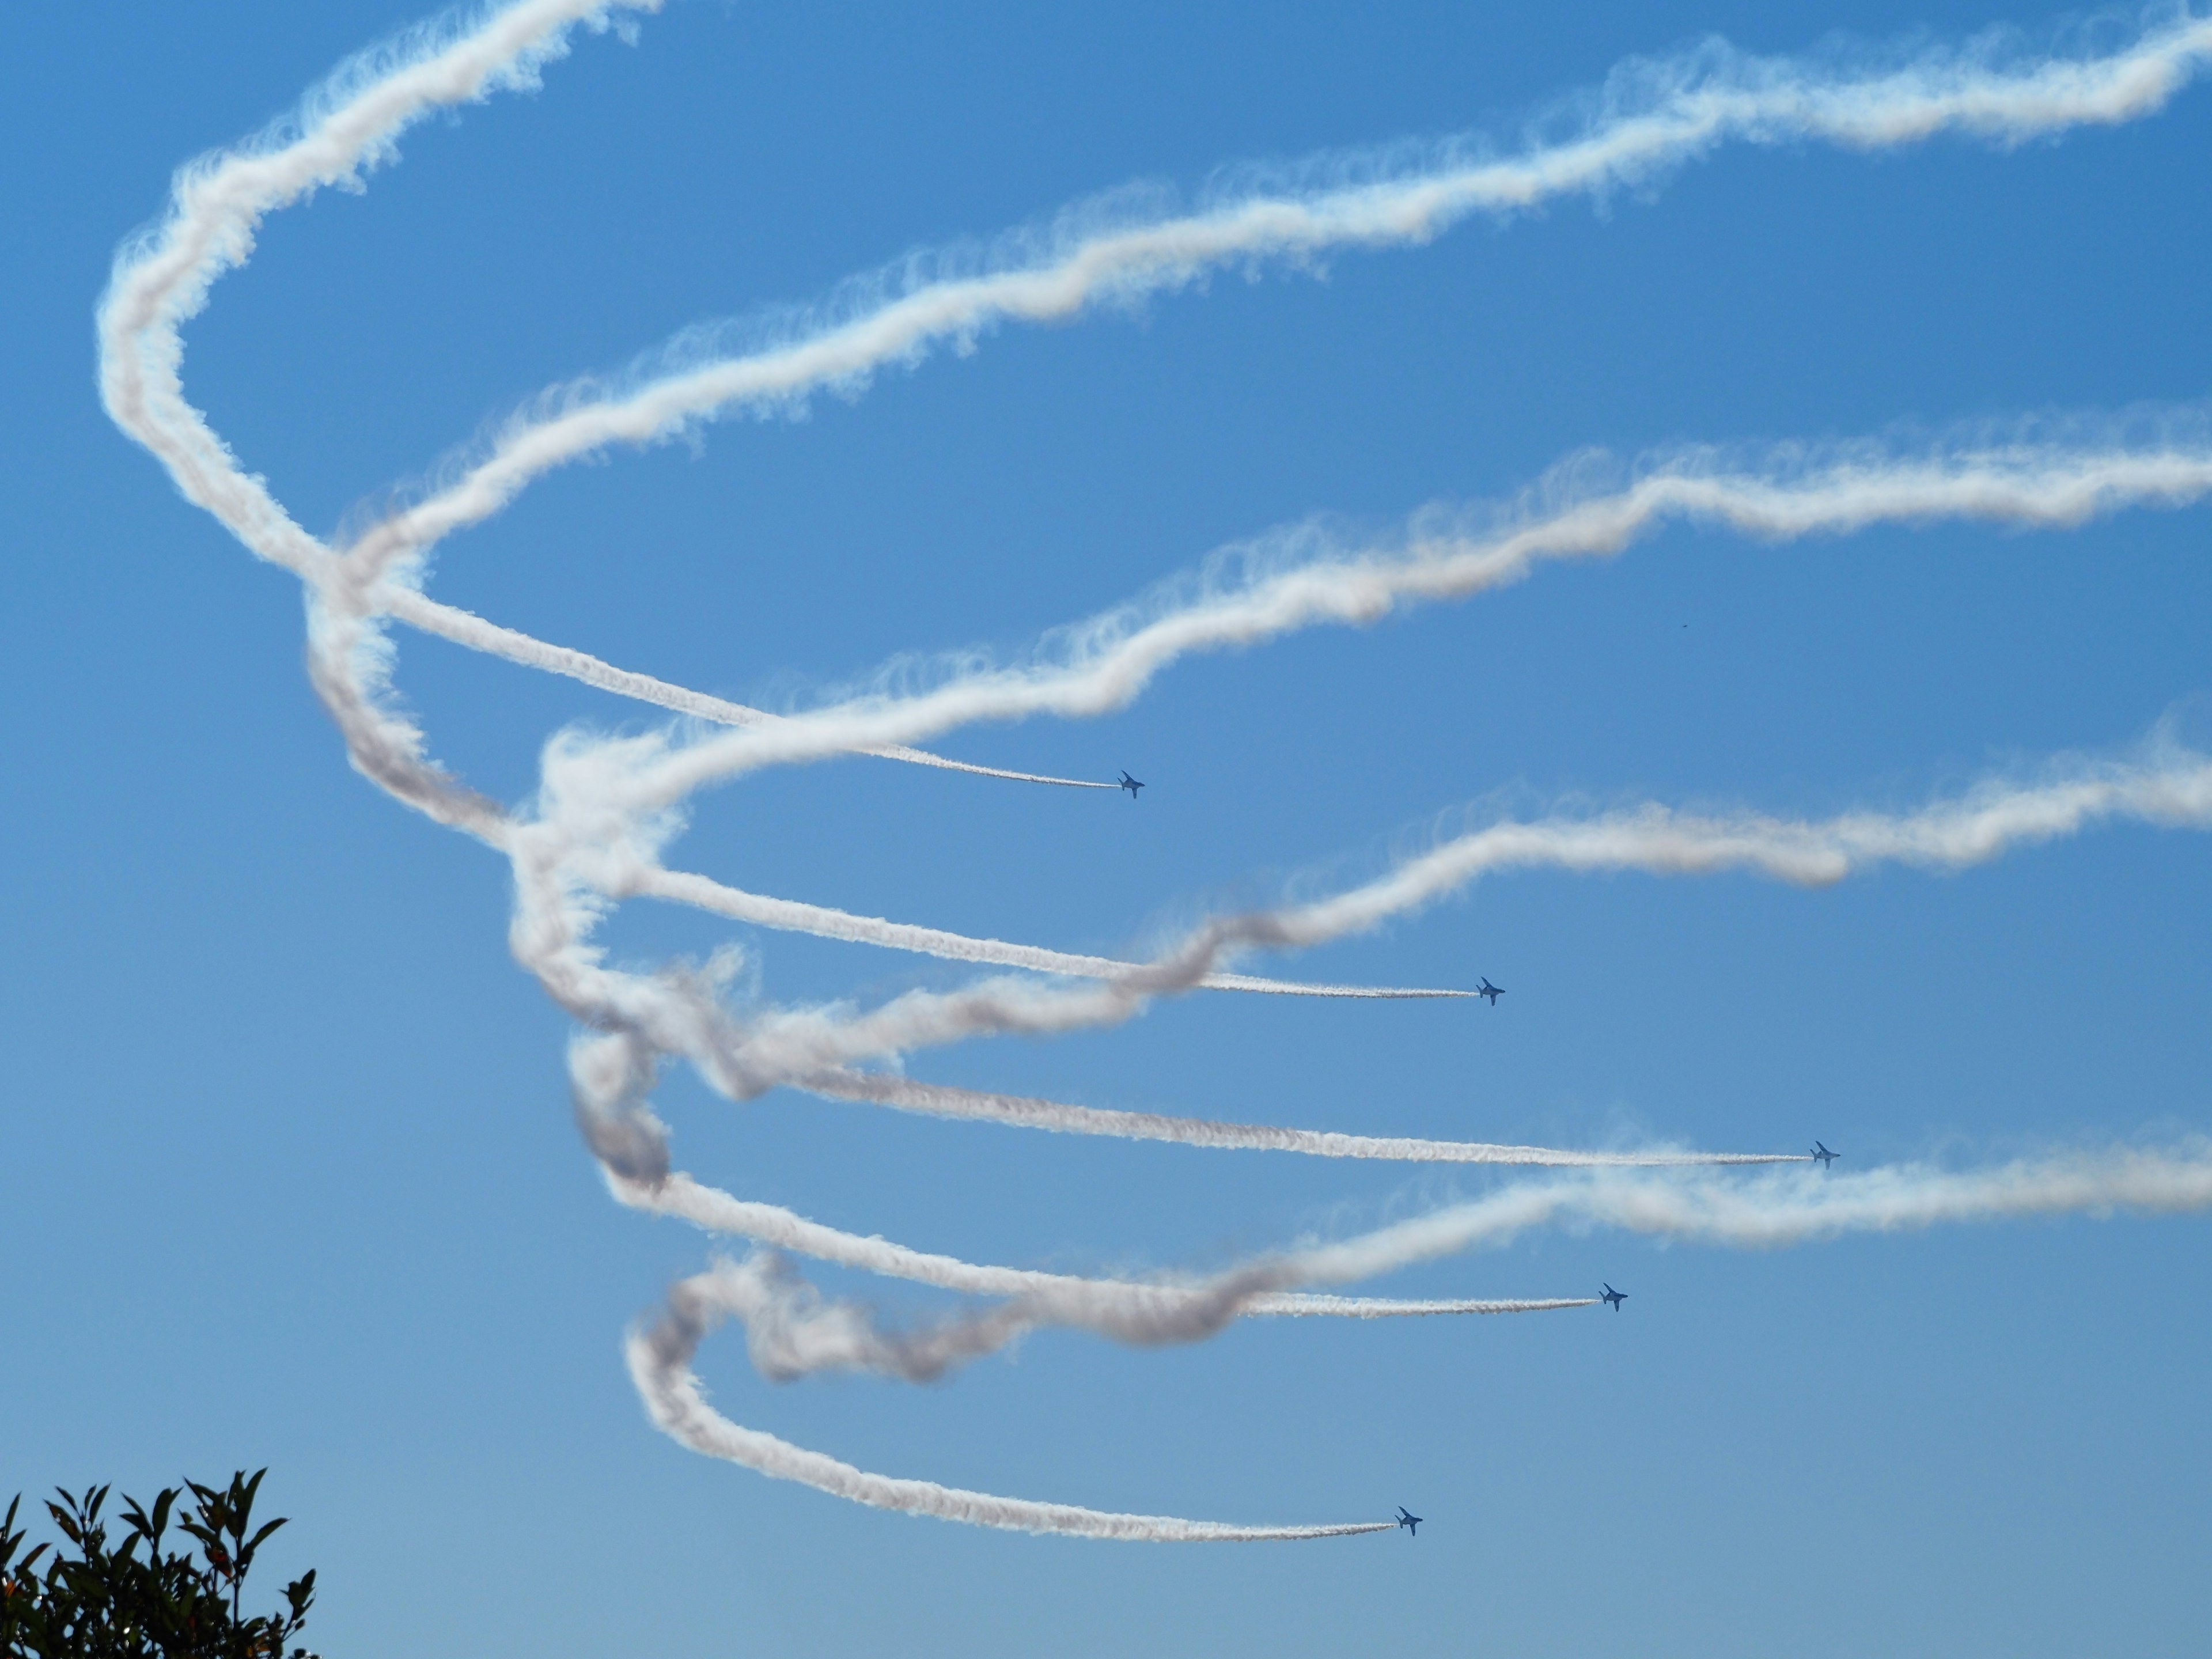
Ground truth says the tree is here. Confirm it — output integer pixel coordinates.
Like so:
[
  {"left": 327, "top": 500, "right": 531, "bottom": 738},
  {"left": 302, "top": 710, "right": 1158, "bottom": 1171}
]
[{"left": 0, "top": 1470, "right": 316, "bottom": 1658}]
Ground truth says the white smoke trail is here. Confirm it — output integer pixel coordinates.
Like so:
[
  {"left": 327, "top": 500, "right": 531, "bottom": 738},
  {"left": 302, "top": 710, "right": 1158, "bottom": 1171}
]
[
  {"left": 629, "top": 1289, "right": 1393, "bottom": 1540},
  {"left": 554, "top": 437, "right": 2212, "bottom": 808},
  {"left": 94, "top": 0, "right": 673, "bottom": 834},
  {"left": 488, "top": 724, "right": 2208, "bottom": 1427},
  {"left": 535, "top": 735, "right": 2211, "bottom": 1105},
  {"left": 1260, "top": 736, "right": 2212, "bottom": 946},
  {"left": 631, "top": 864, "right": 1474, "bottom": 998},
  {"left": 589, "top": 1150, "right": 1608, "bottom": 1406},
  {"left": 344, "top": 7, "right": 2212, "bottom": 584},
  {"left": 683, "top": 1251, "right": 1593, "bottom": 1387},
  {"left": 610, "top": 1123, "right": 2212, "bottom": 1318},
  {"left": 1292, "top": 1143, "right": 2212, "bottom": 1281},
  {"left": 98, "top": 0, "right": 658, "bottom": 586},
  {"left": 90, "top": 0, "right": 1093, "bottom": 798},
  {"left": 381, "top": 586, "right": 1115, "bottom": 785},
  {"left": 612, "top": 1159, "right": 1593, "bottom": 1332},
  {"left": 384, "top": 588, "right": 1120, "bottom": 786},
  {"left": 805, "top": 1068, "right": 1801, "bottom": 1166},
  {"left": 379, "top": 430, "right": 2212, "bottom": 761},
  {"left": 563, "top": 1016, "right": 1634, "bottom": 1369},
  {"left": 1249, "top": 1294, "right": 1598, "bottom": 1317}
]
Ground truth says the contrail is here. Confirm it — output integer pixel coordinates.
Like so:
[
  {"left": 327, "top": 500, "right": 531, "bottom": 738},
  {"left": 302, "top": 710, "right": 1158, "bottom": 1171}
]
[
  {"left": 806, "top": 1068, "right": 1802, "bottom": 1167},
  {"left": 380, "top": 588, "right": 1116, "bottom": 785},
  {"left": 1290, "top": 1143, "right": 2212, "bottom": 1282},
  {"left": 1251, "top": 1294, "right": 1599, "bottom": 1317},
  {"left": 92, "top": 1, "right": 690, "bottom": 839},
  {"left": 568, "top": 435, "right": 2212, "bottom": 807},
  {"left": 97, "top": 0, "right": 662, "bottom": 588},
  {"left": 1257, "top": 738, "right": 2212, "bottom": 947},
  {"left": 676, "top": 1251, "right": 1592, "bottom": 1388},
  {"left": 341, "top": 7, "right": 2212, "bottom": 584},
  {"left": 600, "top": 1162, "right": 1591, "bottom": 1381},
  {"left": 378, "top": 429, "right": 2212, "bottom": 765},
  {"left": 631, "top": 864, "right": 1476, "bottom": 998},
  {"left": 525, "top": 735, "right": 2212, "bottom": 1104},
  {"left": 593, "top": 700, "right": 2212, "bottom": 996},
  {"left": 630, "top": 1281, "right": 1393, "bottom": 1540}
]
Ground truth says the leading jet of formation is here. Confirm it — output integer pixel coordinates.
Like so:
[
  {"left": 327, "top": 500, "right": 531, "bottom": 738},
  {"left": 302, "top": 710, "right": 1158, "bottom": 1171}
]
[
  {"left": 1396, "top": 1507, "right": 1423, "bottom": 1537},
  {"left": 1118, "top": 771, "right": 1145, "bottom": 798},
  {"left": 1600, "top": 1283, "right": 1628, "bottom": 1311},
  {"left": 1476, "top": 978, "right": 1505, "bottom": 1006},
  {"left": 1812, "top": 1141, "right": 1840, "bottom": 1168}
]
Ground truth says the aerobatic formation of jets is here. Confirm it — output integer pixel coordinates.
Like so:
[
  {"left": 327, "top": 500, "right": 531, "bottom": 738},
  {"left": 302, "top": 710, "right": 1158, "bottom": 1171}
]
[{"left": 105, "top": 0, "right": 2210, "bottom": 1550}]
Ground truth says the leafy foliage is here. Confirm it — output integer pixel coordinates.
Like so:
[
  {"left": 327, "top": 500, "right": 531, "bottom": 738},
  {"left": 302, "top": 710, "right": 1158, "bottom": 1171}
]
[{"left": 0, "top": 1471, "right": 316, "bottom": 1658}]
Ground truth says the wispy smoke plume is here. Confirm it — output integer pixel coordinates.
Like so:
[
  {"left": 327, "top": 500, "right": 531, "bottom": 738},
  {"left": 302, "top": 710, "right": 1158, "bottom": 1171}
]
[
  {"left": 673, "top": 1250, "right": 1595, "bottom": 1388},
  {"left": 527, "top": 436, "right": 2212, "bottom": 804},
  {"left": 343, "top": 8, "right": 2212, "bottom": 586},
  {"left": 1294, "top": 1143, "right": 2212, "bottom": 1281},
  {"left": 629, "top": 1282, "right": 1395, "bottom": 1540}
]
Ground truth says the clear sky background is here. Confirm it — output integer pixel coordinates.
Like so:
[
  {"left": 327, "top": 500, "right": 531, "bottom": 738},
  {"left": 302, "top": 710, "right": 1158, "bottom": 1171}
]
[{"left": 5, "top": 2, "right": 2210, "bottom": 1654}]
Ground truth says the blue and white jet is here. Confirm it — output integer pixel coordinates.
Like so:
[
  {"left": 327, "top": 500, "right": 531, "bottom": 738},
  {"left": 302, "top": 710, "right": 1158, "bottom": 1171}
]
[
  {"left": 1476, "top": 978, "right": 1504, "bottom": 1005},
  {"left": 1396, "top": 1507, "right": 1423, "bottom": 1537},
  {"left": 1118, "top": 771, "right": 1145, "bottom": 798},
  {"left": 1600, "top": 1283, "right": 1628, "bottom": 1311},
  {"left": 1812, "top": 1141, "right": 1840, "bottom": 1168}
]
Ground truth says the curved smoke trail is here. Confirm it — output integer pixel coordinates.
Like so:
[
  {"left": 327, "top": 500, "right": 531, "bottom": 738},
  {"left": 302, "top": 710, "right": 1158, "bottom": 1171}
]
[
  {"left": 525, "top": 737, "right": 2210, "bottom": 1109},
  {"left": 96, "top": 0, "right": 2212, "bottom": 1537},
  {"left": 629, "top": 1286, "right": 1395, "bottom": 1540},
  {"left": 339, "top": 6, "right": 2212, "bottom": 585},
  {"left": 628, "top": 865, "right": 1477, "bottom": 998},
  {"left": 802, "top": 1068, "right": 1805, "bottom": 1166},
  {"left": 387, "top": 429, "right": 2212, "bottom": 775},
  {"left": 657, "top": 1250, "right": 1597, "bottom": 1389}
]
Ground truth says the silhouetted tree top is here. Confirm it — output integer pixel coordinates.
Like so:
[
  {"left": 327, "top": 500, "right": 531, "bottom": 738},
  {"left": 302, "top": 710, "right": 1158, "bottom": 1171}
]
[{"left": 1, "top": 1470, "right": 316, "bottom": 1658}]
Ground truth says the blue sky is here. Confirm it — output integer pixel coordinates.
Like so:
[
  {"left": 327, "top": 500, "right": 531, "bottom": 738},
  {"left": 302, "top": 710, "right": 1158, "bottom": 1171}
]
[{"left": 5, "top": 1, "right": 2210, "bottom": 1653}]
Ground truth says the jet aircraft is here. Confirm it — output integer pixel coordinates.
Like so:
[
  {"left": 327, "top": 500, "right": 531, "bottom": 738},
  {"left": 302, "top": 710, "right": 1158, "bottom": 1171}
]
[
  {"left": 1476, "top": 978, "right": 1504, "bottom": 1005},
  {"left": 1396, "top": 1507, "right": 1422, "bottom": 1537},
  {"left": 1812, "top": 1141, "right": 1839, "bottom": 1168},
  {"left": 1118, "top": 771, "right": 1145, "bottom": 798},
  {"left": 1600, "top": 1283, "right": 1627, "bottom": 1311}
]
